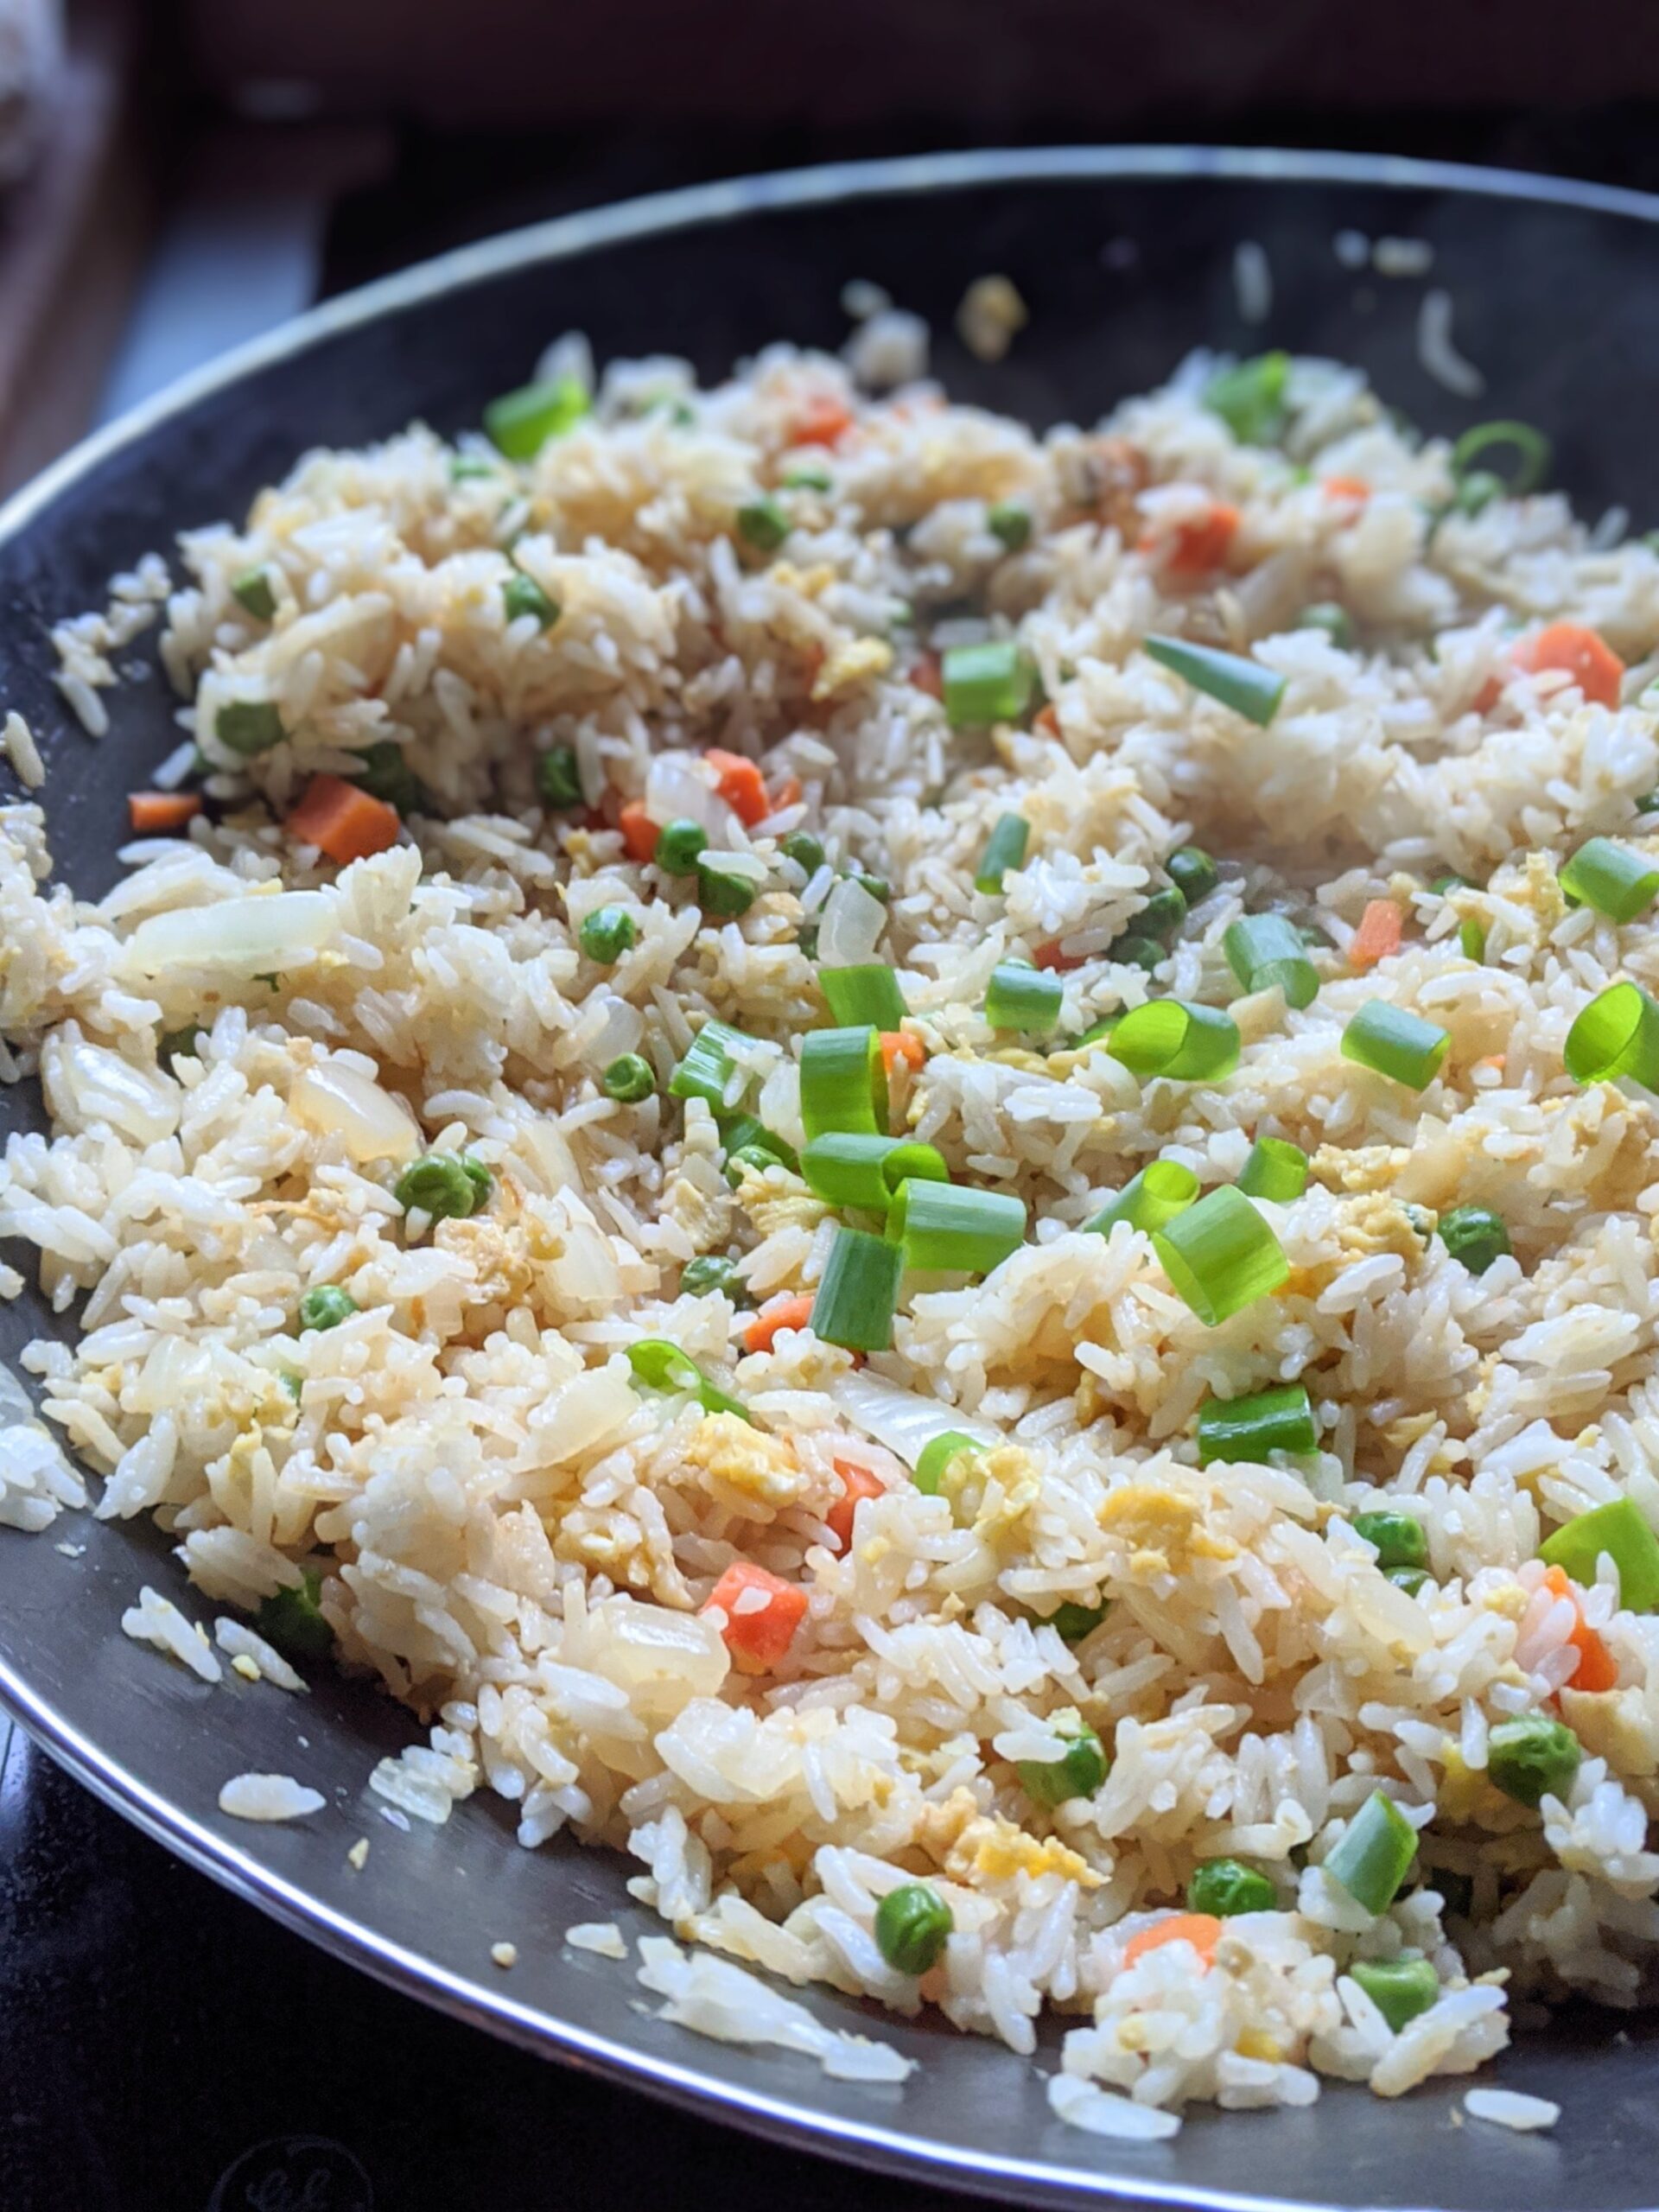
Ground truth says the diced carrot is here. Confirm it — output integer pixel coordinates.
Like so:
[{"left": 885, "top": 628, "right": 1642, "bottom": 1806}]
[
  {"left": 826, "top": 1460, "right": 887, "bottom": 1551},
  {"left": 742, "top": 1292, "right": 817, "bottom": 1356},
  {"left": 285, "top": 775, "right": 400, "bottom": 864},
  {"left": 771, "top": 774, "right": 804, "bottom": 811},
  {"left": 1543, "top": 1565, "right": 1619, "bottom": 1693},
  {"left": 792, "top": 394, "right": 855, "bottom": 448},
  {"left": 620, "top": 800, "right": 658, "bottom": 862},
  {"left": 1033, "top": 939, "right": 1085, "bottom": 972},
  {"left": 1510, "top": 623, "right": 1625, "bottom": 711},
  {"left": 1142, "top": 502, "right": 1239, "bottom": 578},
  {"left": 127, "top": 791, "right": 201, "bottom": 834},
  {"left": 1322, "top": 474, "right": 1370, "bottom": 503},
  {"left": 1475, "top": 1053, "right": 1507, "bottom": 1074},
  {"left": 912, "top": 651, "right": 943, "bottom": 701},
  {"left": 1350, "top": 898, "right": 1403, "bottom": 970},
  {"left": 879, "top": 1030, "right": 926, "bottom": 1077},
  {"left": 1122, "top": 1912, "right": 1223, "bottom": 1971},
  {"left": 703, "top": 1560, "right": 809, "bottom": 1673},
  {"left": 706, "top": 748, "right": 769, "bottom": 827},
  {"left": 1033, "top": 704, "right": 1060, "bottom": 737}
]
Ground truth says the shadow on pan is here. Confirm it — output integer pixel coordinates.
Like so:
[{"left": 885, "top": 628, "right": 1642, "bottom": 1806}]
[{"left": 2, "top": 146, "right": 1658, "bottom": 2212}]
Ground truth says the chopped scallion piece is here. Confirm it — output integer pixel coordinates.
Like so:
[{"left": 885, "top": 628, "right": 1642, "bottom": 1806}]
[
  {"left": 1340, "top": 1001, "right": 1450, "bottom": 1091},
  {"left": 822, "top": 964, "right": 906, "bottom": 1029},
  {"left": 1459, "top": 918, "right": 1488, "bottom": 962},
  {"left": 503, "top": 571, "right": 559, "bottom": 629},
  {"left": 1352, "top": 1510, "right": 1427, "bottom": 1573},
  {"left": 783, "top": 461, "right": 833, "bottom": 491},
  {"left": 1197, "top": 1382, "right": 1316, "bottom": 1465},
  {"left": 1203, "top": 351, "right": 1290, "bottom": 445},
  {"left": 976, "top": 811, "right": 1031, "bottom": 894},
  {"left": 1187, "top": 1859, "right": 1277, "bottom": 1917},
  {"left": 941, "top": 641, "right": 1036, "bottom": 729},
  {"left": 1540, "top": 1496, "right": 1659, "bottom": 1611},
  {"left": 1086, "top": 1160, "right": 1199, "bottom": 1236},
  {"left": 800, "top": 1026, "right": 887, "bottom": 1141},
  {"left": 1237, "top": 1136, "right": 1308, "bottom": 1202},
  {"left": 1107, "top": 1000, "right": 1241, "bottom": 1083},
  {"left": 1224, "top": 913, "right": 1319, "bottom": 1009},
  {"left": 1558, "top": 836, "right": 1659, "bottom": 923},
  {"left": 1144, "top": 634, "right": 1287, "bottom": 728},
  {"left": 256, "top": 1566, "right": 332, "bottom": 1660},
  {"left": 985, "top": 961, "right": 1064, "bottom": 1033},
  {"left": 1451, "top": 419, "right": 1551, "bottom": 498},
  {"left": 1046, "top": 1599, "right": 1108, "bottom": 1641},
  {"left": 1350, "top": 1957, "right": 1440, "bottom": 2034},
  {"left": 811, "top": 1224, "right": 904, "bottom": 1351},
  {"left": 1296, "top": 601, "right": 1352, "bottom": 647},
  {"left": 232, "top": 567, "right": 277, "bottom": 621},
  {"left": 626, "top": 1338, "right": 748, "bottom": 1420},
  {"left": 351, "top": 741, "right": 425, "bottom": 816},
  {"left": 715, "top": 1112, "right": 797, "bottom": 1173},
  {"left": 887, "top": 1179, "right": 1027, "bottom": 1275},
  {"left": 483, "top": 374, "right": 589, "bottom": 460},
  {"left": 669, "top": 1018, "right": 753, "bottom": 1109},
  {"left": 800, "top": 1133, "right": 947, "bottom": 1212},
  {"left": 1324, "top": 1789, "right": 1418, "bottom": 1915},
  {"left": 1564, "top": 980, "right": 1659, "bottom": 1090},
  {"left": 1153, "top": 1185, "right": 1288, "bottom": 1327},
  {"left": 914, "top": 1430, "right": 977, "bottom": 1495}
]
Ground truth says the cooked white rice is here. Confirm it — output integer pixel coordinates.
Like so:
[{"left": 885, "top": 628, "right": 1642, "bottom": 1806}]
[
  {"left": 6, "top": 334, "right": 1659, "bottom": 2117},
  {"left": 218, "top": 1772, "right": 326, "bottom": 1821}
]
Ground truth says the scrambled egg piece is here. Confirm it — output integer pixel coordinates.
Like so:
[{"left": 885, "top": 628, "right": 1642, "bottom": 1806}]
[
  {"left": 1235, "top": 2028, "right": 1285, "bottom": 2063},
  {"left": 1310, "top": 1141, "right": 1411, "bottom": 1196},
  {"left": 1097, "top": 1481, "right": 1237, "bottom": 1573},
  {"left": 732, "top": 1172, "right": 831, "bottom": 1240},
  {"left": 947, "top": 1813, "right": 1103, "bottom": 1891},
  {"left": 435, "top": 1216, "right": 534, "bottom": 1305},
  {"left": 1437, "top": 1739, "right": 1535, "bottom": 1830},
  {"left": 942, "top": 1442, "right": 1040, "bottom": 1537},
  {"left": 1513, "top": 849, "right": 1569, "bottom": 928},
  {"left": 1340, "top": 1192, "right": 1431, "bottom": 1262},
  {"left": 810, "top": 635, "right": 893, "bottom": 700},
  {"left": 1560, "top": 1687, "right": 1659, "bottom": 1808},
  {"left": 683, "top": 1411, "right": 805, "bottom": 1510}
]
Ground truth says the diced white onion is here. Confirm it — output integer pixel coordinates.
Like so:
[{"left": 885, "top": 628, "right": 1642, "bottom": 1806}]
[
  {"left": 518, "top": 1115, "right": 582, "bottom": 1195},
  {"left": 540, "top": 1364, "right": 637, "bottom": 1463},
  {"left": 589, "top": 1599, "right": 729, "bottom": 1712},
  {"left": 818, "top": 874, "right": 887, "bottom": 968},
  {"left": 44, "top": 1033, "right": 179, "bottom": 1145},
  {"left": 831, "top": 1370, "right": 998, "bottom": 1469},
  {"left": 645, "top": 752, "right": 734, "bottom": 842},
  {"left": 289, "top": 1062, "right": 421, "bottom": 1164},
  {"left": 120, "top": 892, "right": 334, "bottom": 980}
]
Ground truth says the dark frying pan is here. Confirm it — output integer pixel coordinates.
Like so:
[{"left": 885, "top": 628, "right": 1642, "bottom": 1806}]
[{"left": 2, "top": 147, "right": 1657, "bottom": 2212}]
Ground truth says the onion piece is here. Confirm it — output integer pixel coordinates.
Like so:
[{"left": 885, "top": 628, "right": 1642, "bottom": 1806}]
[
  {"left": 645, "top": 751, "right": 734, "bottom": 843},
  {"left": 120, "top": 892, "right": 334, "bottom": 980},
  {"left": 289, "top": 1062, "right": 422, "bottom": 1164},
  {"left": 43, "top": 1033, "right": 179, "bottom": 1144},
  {"left": 830, "top": 1370, "right": 999, "bottom": 1469},
  {"left": 818, "top": 874, "right": 887, "bottom": 968}
]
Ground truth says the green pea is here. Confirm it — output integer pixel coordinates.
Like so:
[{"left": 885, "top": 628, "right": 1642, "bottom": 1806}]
[
  {"left": 874, "top": 1880, "right": 954, "bottom": 1974},
  {"left": 1139, "top": 886, "right": 1187, "bottom": 940},
  {"left": 603, "top": 1053, "right": 656, "bottom": 1103},
  {"left": 1166, "top": 846, "right": 1219, "bottom": 905},
  {"left": 255, "top": 1565, "right": 333, "bottom": 1660},
  {"left": 1046, "top": 1599, "right": 1108, "bottom": 1642},
  {"left": 1387, "top": 1565, "right": 1431, "bottom": 1596},
  {"left": 780, "top": 830, "right": 825, "bottom": 875},
  {"left": 159, "top": 1024, "right": 207, "bottom": 1073},
  {"left": 1487, "top": 1714, "right": 1582, "bottom": 1809},
  {"left": 1353, "top": 1510, "right": 1428, "bottom": 1573},
  {"left": 1637, "top": 791, "right": 1659, "bottom": 817},
  {"left": 681, "top": 1254, "right": 746, "bottom": 1299},
  {"left": 232, "top": 567, "right": 277, "bottom": 621},
  {"left": 461, "top": 1156, "right": 493, "bottom": 1211},
  {"left": 1019, "top": 1724, "right": 1109, "bottom": 1807},
  {"left": 298, "top": 1285, "right": 358, "bottom": 1333},
  {"left": 536, "top": 747, "right": 583, "bottom": 809},
  {"left": 216, "top": 700, "right": 284, "bottom": 757},
  {"left": 350, "top": 741, "right": 426, "bottom": 816},
  {"left": 654, "top": 818, "right": 709, "bottom": 875},
  {"left": 1430, "top": 872, "right": 1474, "bottom": 896},
  {"left": 724, "top": 1142, "right": 781, "bottom": 1188},
  {"left": 1438, "top": 1205, "right": 1511, "bottom": 1276},
  {"left": 1109, "top": 932, "right": 1164, "bottom": 973},
  {"left": 736, "top": 497, "right": 789, "bottom": 553},
  {"left": 503, "top": 571, "right": 560, "bottom": 629},
  {"left": 845, "top": 868, "right": 890, "bottom": 905},
  {"left": 1185, "top": 1858, "right": 1277, "bottom": 1916},
  {"left": 697, "top": 859, "right": 757, "bottom": 918},
  {"left": 394, "top": 1152, "right": 482, "bottom": 1224},
  {"left": 579, "top": 905, "right": 638, "bottom": 963},
  {"left": 988, "top": 501, "right": 1032, "bottom": 550},
  {"left": 1349, "top": 1955, "right": 1440, "bottom": 2033}
]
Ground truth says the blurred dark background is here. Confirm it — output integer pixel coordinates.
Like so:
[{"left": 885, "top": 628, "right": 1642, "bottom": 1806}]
[{"left": 3, "top": 3, "right": 1658, "bottom": 2204}]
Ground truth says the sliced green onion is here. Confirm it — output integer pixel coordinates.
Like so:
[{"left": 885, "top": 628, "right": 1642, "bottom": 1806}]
[
  {"left": 1197, "top": 1382, "right": 1315, "bottom": 1465},
  {"left": 1540, "top": 1496, "right": 1659, "bottom": 1611},
  {"left": 1350, "top": 1957, "right": 1440, "bottom": 2034},
  {"left": 158, "top": 1023, "right": 207, "bottom": 1072},
  {"left": 256, "top": 1566, "right": 332, "bottom": 1660},
  {"left": 783, "top": 461, "right": 833, "bottom": 492},
  {"left": 976, "top": 812, "right": 1030, "bottom": 894},
  {"left": 988, "top": 501, "right": 1033, "bottom": 550},
  {"left": 1387, "top": 1565, "right": 1431, "bottom": 1597},
  {"left": 1186, "top": 1859, "right": 1277, "bottom": 1917},
  {"left": 736, "top": 496, "right": 788, "bottom": 552},
  {"left": 216, "top": 700, "right": 285, "bottom": 757},
  {"left": 232, "top": 566, "right": 277, "bottom": 621},
  {"left": 1564, "top": 980, "right": 1659, "bottom": 1089},
  {"left": 1352, "top": 1510, "right": 1428, "bottom": 1573},
  {"left": 1324, "top": 1789, "right": 1418, "bottom": 1915},
  {"left": 887, "top": 1179, "right": 1026, "bottom": 1274},
  {"left": 811, "top": 1225, "right": 903, "bottom": 1351},
  {"left": 1451, "top": 419, "right": 1551, "bottom": 498},
  {"left": 1437, "top": 1205, "right": 1510, "bottom": 1275},
  {"left": 1144, "top": 634, "right": 1286, "bottom": 728},
  {"left": 1068, "top": 1016, "right": 1119, "bottom": 1052},
  {"left": 1086, "top": 1160, "right": 1199, "bottom": 1236},
  {"left": 626, "top": 1338, "right": 748, "bottom": 1420},
  {"left": 1340, "top": 1001, "right": 1450, "bottom": 1090},
  {"left": 681, "top": 1254, "right": 747, "bottom": 1300},
  {"left": 670, "top": 1018, "right": 754, "bottom": 1109},
  {"left": 351, "top": 740, "right": 426, "bottom": 816},
  {"left": 483, "top": 374, "right": 589, "bottom": 460},
  {"left": 1166, "top": 846, "right": 1219, "bottom": 905},
  {"left": 801, "top": 1026, "right": 887, "bottom": 1141},
  {"left": 1459, "top": 918, "right": 1488, "bottom": 963},
  {"left": 1296, "top": 601, "right": 1353, "bottom": 647},
  {"left": 1224, "top": 913, "right": 1319, "bottom": 1009},
  {"left": 914, "top": 1430, "right": 978, "bottom": 1495},
  {"left": 1153, "top": 1185, "right": 1288, "bottom": 1327},
  {"left": 1108, "top": 1001, "right": 1241, "bottom": 1083},
  {"left": 801, "top": 1133, "right": 948, "bottom": 1212},
  {"left": 503, "top": 571, "right": 559, "bottom": 629},
  {"left": 1449, "top": 470, "right": 1503, "bottom": 519},
  {"left": 823, "top": 964, "right": 906, "bottom": 1029},
  {"left": 1237, "top": 1136, "right": 1308, "bottom": 1202},
  {"left": 1046, "top": 1599, "right": 1108, "bottom": 1641},
  {"left": 715, "top": 1112, "right": 798, "bottom": 1176},
  {"left": 1203, "top": 351, "right": 1290, "bottom": 445},
  {"left": 942, "top": 641, "right": 1035, "bottom": 729},
  {"left": 1559, "top": 836, "right": 1659, "bottom": 924},
  {"left": 985, "top": 962, "right": 1064, "bottom": 1033}
]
